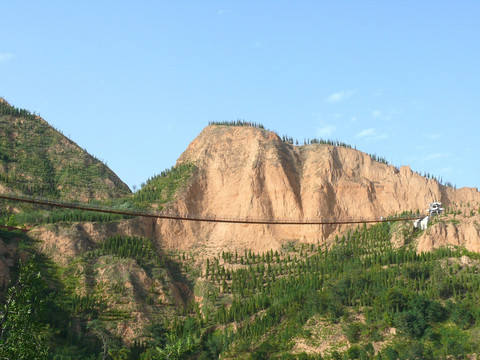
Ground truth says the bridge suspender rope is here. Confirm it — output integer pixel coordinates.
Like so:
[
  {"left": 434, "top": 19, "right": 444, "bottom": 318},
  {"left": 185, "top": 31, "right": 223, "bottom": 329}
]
[{"left": 0, "top": 193, "right": 423, "bottom": 225}]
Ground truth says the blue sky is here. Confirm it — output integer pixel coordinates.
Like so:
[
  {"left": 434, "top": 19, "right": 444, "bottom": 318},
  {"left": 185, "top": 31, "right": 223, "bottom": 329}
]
[{"left": 0, "top": 1, "right": 479, "bottom": 190}]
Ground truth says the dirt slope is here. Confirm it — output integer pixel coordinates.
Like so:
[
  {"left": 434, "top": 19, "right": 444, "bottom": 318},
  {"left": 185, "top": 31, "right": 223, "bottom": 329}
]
[
  {"left": 417, "top": 213, "right": 480, "bottom": 253},
  {"left": 153, "top": 125, "right": 480, "bottom": 254}
]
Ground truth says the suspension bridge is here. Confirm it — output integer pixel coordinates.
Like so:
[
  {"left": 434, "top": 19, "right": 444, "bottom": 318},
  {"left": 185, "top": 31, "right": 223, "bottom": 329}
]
[{"left": 0, "top": 193, "right": 424, "bottom": 226}]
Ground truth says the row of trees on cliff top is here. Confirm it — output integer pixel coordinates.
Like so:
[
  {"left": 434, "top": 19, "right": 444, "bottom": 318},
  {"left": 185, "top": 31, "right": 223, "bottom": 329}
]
[
  {"left": 0, "top": 98, "right": 41, "bottom": 120},
  {"left": 209, "top": 120, "right": 459, "bottom": 188},
  {"left": 2, "top": 221, "right": 480, "bottom": 358}
]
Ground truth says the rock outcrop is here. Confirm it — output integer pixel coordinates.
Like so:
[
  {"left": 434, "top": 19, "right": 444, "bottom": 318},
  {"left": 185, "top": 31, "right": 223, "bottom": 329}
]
[
  {"left": 417, "top": 214, "right": 480, "bottom": 253},
  {"left": 30, "top": 219, "right": 156, "bottom": 265},
  {"left": 154, "top": 125, "right": 480, "bottom": 253}
]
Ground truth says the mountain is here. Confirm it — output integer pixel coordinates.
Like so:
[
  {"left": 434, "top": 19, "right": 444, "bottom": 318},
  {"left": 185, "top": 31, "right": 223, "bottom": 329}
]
[
  {"left": 0, "top": 98, "right": 132, "bottom": 327},
  {"left": 2, "top": 115, "right": 480, "bottom": 359},
  {"left": 153, "top": 124, "right": 480, "bottom": 253},
  {"left": 0, "top": 98, "right": 130, "bottom": 201}
]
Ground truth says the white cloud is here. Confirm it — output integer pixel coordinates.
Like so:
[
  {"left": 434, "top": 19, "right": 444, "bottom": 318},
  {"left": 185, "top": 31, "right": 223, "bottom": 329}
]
[
  {"left": 317, "top": 124, "right": 336, "bottom": 137},
  {"left": 350, "top": 116, "right": 358, "bottom": 122},
  {"left": 355, "top": 128, "right": 375, "bottom": 138},
  {"left": 326, "top": 90, "right": 355, "bottom": 103},
  {"left": 426, "top": 133, "right": 442, "bottom": 139},
  {"left": 0, "top": 52, "right": 14, "bottom": 63},
  {"left": 355, "top": 128, "right": 388, "bottom": 141},
  {"left": 372, "top": 110, "right": 381, "bottom": 118},
  {"left": 423, "top": 153, "right": 450, "bottom": 162},
  {"left": 326, "top": 93, "right": 343, "bottom": 103},
  {"left": 254, "top": 42, "right": 261, "bottom": 48}
]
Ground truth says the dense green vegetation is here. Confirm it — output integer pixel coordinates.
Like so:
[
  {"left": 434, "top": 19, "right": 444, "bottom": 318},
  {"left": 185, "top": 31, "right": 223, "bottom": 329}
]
[
  {"left": 0, "top": 99, "right": 130, "bottom": 200},
  {"left": 3, "top": 221, "right": 480, "bottom": 359},
  {"left": 133, "top": 163, "right": 196, "bottom": 209},
  {"left": 6, "top": 208, "right": 128, "bottom": 226},
  {"left": 167, "top": 223, "right": 480, "bottom": 359},
  {"left": 96, "top": 235, "right": 161, "bottom": 266},
  {"left": 1, "top": 160, "right": 196, "bottom": 227},
  {"left": 0, "top": 99, "right": 43, "bottom": 120},
  {"left": 0, "top": 230, "right": 182, "bottom": 359},
  {"left": 0, "top": 257, "right": 50, "bottom": 359}
]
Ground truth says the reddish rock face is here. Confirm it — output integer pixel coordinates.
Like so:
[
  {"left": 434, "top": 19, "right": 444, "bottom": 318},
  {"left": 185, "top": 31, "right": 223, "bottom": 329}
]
[
  {"left": 150, "top": 125, "right": 480, "bottom": 254},
  {"left": 417, "top": 215, "right": 480, "bottom": 253},
  {"left": 19, "top": 125, "right": 480, "bottom": 261},
  {"left": 9, "top": 124, "right": 480, "bottom": 269}
]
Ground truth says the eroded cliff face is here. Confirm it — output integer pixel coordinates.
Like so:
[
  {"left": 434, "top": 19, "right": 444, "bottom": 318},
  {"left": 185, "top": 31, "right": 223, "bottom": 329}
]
[
  {"left": 30, "top": 218, "right": 156, "bottom": 265},
  {"left": 153, "top": 125, "right": 480, "bottom": 254},
  {"left": 417, "top": 214, "right": 480, "bottom": 253}
]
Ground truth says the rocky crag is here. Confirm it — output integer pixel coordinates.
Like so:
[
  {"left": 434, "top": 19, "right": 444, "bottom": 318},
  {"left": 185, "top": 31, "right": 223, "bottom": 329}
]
[
  {"left": 153, "top": 125, "right": 480, "bottom": 254},
  {"left": 20, "top": 124, "right": 480, "bottom": 266}
]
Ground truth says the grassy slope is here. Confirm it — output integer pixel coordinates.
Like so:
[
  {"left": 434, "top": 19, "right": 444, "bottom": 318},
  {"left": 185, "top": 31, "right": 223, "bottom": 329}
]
[
  {"left": 0, "top": 98, "right": 130, "bottom": 201},
  {"left": 6, "top": 219, "right": 478, "bottom": 359}
]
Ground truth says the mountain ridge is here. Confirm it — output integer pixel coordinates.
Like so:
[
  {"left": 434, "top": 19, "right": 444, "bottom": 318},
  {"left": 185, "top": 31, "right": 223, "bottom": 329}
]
[
  {"left": 1, "top": 102, "right": 480, "bottom": 358},
  {"left": 0, "top": 97, "right": 131, "bottom": 201}
]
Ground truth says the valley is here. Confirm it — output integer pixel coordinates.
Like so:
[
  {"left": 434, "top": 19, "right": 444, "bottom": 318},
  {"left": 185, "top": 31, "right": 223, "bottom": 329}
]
[{"left": 1, "top": 101, "right": 480, "bottom": 359}]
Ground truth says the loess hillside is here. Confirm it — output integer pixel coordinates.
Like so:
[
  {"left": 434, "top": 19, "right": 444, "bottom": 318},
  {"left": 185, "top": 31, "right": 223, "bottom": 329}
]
[
  {"left": 1, "top": 113, "right": 480, "bottom": 359},
  {"left": 154, "top": 125, "right": 480, "bottom": 254},
  {"left": 0, "top": 98, "right": 131, "bottom": 201}
]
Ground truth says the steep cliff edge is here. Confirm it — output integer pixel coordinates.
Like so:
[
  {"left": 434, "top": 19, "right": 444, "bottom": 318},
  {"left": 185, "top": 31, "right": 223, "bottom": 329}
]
[
  {"left": 154, "top": 125, "right": 480, "bottom": 253},
  {"left": 416, "top": 213, "right": 480, "bottom": 253}
]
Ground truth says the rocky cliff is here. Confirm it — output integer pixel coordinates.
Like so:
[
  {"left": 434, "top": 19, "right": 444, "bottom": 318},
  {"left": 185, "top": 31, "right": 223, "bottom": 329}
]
[
  {"left": 417, "top": 213, "right": 480, "bottom": 253},
  {"left": 153, "top": 125, "right": 480, "bottom": 254},
  {"left": 2, "top": 121, "right": 479, "bottom": 354}
]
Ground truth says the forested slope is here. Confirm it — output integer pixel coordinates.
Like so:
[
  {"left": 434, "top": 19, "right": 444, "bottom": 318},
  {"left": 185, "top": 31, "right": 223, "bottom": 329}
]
[
  {"left": 1, "top": 112, "right": 480, "bottom": 359},
  {"left": 0, "top": 98, "right": 130, "bottom": 201},
  {"left": 2, "top": 221, "right": 480, "bottom": 359}
]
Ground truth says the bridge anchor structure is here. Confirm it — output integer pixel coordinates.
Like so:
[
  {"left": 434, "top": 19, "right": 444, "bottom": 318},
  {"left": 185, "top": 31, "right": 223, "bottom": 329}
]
[{"left": 413, "top": 201, "right": 444, "bottom": 231}]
